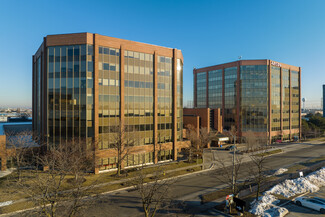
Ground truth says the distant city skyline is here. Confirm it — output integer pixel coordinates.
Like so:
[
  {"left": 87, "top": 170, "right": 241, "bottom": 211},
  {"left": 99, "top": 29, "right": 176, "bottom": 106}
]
[{"left": 1, "top": 0, "right": 325, "bottom": 108}]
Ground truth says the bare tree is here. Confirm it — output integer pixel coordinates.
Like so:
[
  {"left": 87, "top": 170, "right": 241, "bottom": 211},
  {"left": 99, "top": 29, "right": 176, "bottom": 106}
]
[
  {"left": 224, "top": 125, "right": 237, "bottom": 144},
  {"left": 107, "top": 124, "right": 138, "bottom": 176},
  {"left": 131, "top": 166, "right": 174, "bottom": 217},
  {"left": 185, "top": 125, "right": 215, "bottom": 162},
  {"left": 20, "top": 139, "right": 96, "bottom": 217},
  {"left": 244, "top": 131, "right": 261, "bottom": 152},
  {"left": 6, "top": 130, "right": 36, "bottom": 182},
  {"left": 213, "top": 152, "right": 245, "bottom": 195},
  {"left": 249, "top": 151, "right": 268, "bottom": 201},
  {"left": 199, "top": 127, "right": 214, "bottom": 148},
  {"left": 185, "top": 125, "right": 201, "bottom": 162}
]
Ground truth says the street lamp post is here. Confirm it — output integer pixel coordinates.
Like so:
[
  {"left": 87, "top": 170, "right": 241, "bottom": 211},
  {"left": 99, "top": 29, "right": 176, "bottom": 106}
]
[{"left": 232, "top": 135, "right": 236, "bottom": 194}]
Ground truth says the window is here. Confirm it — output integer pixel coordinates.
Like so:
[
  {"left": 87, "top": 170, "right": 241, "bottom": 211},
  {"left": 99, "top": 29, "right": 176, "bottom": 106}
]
[{"left": 103, "top": 63, "right": 109, "bottom": 70}]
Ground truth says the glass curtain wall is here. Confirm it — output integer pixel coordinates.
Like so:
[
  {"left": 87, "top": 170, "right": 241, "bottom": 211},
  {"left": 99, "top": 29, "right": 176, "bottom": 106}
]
[
  {"left": 123, "top": 50, "right": 155, "bottom": 167},
  {"left": 124, "top": 50, "right": 154, "bottom": 146},
  {"left": 271, "top": 66, "right": 281, "bottom": 134},
  {"left": 196, "top": 72, "right": 206, "bottom": 108},
  {"left": 208, "top": 69, "right": 222, "bottom": 108},
  {"left": 291, "top": 71, "right": 300, "bottom": 129},
  {"left": 98, "top": 46, "right": 120, "bottom": 149},
  {"left": 157, "top": 56, "right": 173, "bottom": 145},
  {"left": 177, "top": 59, "right": 183, "bottom": 141},
  {"left": 224, "top": 67, "right": 237, "bottom": 130},
  {"left": 36, "top": 57, "right": 41, "bottom": 134},
  {"left": 47, "top": 44, "right": 93, "bottom": 144},
  {"left": 240, "top": 65, "right": 268, "bottom": 132},
  {"left": 282, "top": 69, "right": 290, "bottom": 131}
]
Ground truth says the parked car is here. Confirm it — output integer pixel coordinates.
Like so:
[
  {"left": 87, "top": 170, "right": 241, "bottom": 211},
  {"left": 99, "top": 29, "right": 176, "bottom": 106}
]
[
  {"left": 225, "top": 145, "right": 236, "bottom": 151},
  {"left": 294, "top": 196, "right": 325, "bottom": 214}
]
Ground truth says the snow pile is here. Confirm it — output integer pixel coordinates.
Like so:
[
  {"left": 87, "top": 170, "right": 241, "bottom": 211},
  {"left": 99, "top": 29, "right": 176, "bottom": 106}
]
[
  {"left": 268, "top": 167, "right": 325, "bottom": 198},
  {"left": 250, "top": 167, "right": 325, "bottom": 216},
  {"left": 274, "top": 168, "right": 288, "bottom": 176},
  {"left": 267, "top": 178, "right": 319, "bottom": 198},
  {"left": 305, "top": 167, "right": 325, "bottom": 187},
  {"left": 0, "top": 201, "right": 13, "bottom": 207},
  {"left": 250, "top": 194, "right": 283, "bottom": 216},
  {"left": 264, "top": 206, "right": 288, "bottom": 217}
]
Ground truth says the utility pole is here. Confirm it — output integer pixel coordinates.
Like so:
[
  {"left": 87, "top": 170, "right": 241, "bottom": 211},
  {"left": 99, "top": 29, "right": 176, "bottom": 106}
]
[{"left": 232, "top": 135, "right": 236, "bottom": 194}]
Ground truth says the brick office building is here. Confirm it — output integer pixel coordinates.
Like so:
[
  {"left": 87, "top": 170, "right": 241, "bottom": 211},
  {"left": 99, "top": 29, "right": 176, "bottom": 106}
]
[
  {"left": 183, "top": 108, "right": 222, "bottom": 133},
  {"left": 33, "top": 33, "right": 188, "bottom": 173},
  {"left": 183, "top": 108, "right": 227, "bottom": 146},
  {"left": 193, "top": 60, "right": 301, "bottom": 143}
]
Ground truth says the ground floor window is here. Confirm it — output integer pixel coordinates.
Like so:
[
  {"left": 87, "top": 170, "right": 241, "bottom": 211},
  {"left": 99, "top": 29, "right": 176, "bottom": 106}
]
[
  {"left": 158, "top": 149, "right": 173, "bottom": 162},
  {"left": 271, "top": 135, "right": 281, "bottom": 143},
  {"left": 99, "top": 157, "right": 117, "bottom": 171},
  {"left": 124, "top": 152, "right": 154, "bottom": 168}
]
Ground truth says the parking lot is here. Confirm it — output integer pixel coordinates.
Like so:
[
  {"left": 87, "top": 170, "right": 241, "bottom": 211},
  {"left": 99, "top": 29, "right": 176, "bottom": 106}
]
[{"left": 284, "top": 187, "right": 325, "bottom": 216}]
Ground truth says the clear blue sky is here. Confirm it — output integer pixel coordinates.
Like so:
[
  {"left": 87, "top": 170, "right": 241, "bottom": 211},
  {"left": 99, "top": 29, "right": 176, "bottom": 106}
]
[{"left": 0, "top": 0, "right": 324, "bottom": 108}]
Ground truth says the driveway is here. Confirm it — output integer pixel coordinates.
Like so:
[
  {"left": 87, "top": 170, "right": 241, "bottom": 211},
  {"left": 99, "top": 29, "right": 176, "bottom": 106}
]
[{"left": 283, "top": 202, "right": 319, "bottom": 217}]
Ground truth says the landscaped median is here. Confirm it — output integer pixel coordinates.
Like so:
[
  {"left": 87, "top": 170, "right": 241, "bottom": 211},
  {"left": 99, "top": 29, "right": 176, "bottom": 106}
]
[
  {"left": 254, "top": 149, "right": 283, "bottom": 157},
  {"left": 0, "top": 159, "right": 203, "bottom": 215}
]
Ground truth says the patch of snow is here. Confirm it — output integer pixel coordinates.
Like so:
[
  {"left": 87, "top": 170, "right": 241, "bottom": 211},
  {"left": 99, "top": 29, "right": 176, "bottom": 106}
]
[
  {"left": 0, "top": 168, "right": 15, "bottom": 178},
  {"left": 0, "top": 201, "right": 13, "bottom": 207},
  {"left": 267, "top": 177, "right": 319, "bottom": 198},
  {"left": 250, "top": 167, "right": 325, "bottom": 216},
  {"left": 274, "top": 168, "right": 288, "bottom": 176},
  {"left": 268, "top": 167, "right": 325, "bottom": 198},
  {"left": 250, "top": 194, "right": 286, "bottom": 217},
  {"left": 264, "top": 206, "right": 288, "bottom": 217}
]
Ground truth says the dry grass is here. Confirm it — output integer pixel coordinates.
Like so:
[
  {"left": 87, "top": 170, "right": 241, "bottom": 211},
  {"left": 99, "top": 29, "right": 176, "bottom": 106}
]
[
  {"left": 255, "top": 149, "right": 282, "bottom": 157},
  {"left": 0, "top": 200, "right": 34, "bottom": 215},
  {"left": 0, "top": 160, "right": 202, "bottom": 207},
  {"left": 0, "top": 164, "right": 202, "bottom": 215},
  {"left": 201, "top": 188, "right": 232, "bottom": 203}
]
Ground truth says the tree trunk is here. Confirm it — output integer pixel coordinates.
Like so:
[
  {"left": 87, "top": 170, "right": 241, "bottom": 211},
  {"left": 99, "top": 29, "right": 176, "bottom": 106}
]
[
  {"left": 117, "top": 163, "right": 121, "bottom": 176},
  {"left": 256, "top": 182, "right": 260, "bottom": 201}
]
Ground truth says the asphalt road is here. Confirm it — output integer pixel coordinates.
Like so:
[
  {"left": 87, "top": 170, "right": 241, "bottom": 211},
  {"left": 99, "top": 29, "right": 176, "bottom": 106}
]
[
  {"left": 75, "top": 141, "right": 325, "bottom": 217},
  {"left": 8, "top": 141, "right": 325, "bottom": 217}
]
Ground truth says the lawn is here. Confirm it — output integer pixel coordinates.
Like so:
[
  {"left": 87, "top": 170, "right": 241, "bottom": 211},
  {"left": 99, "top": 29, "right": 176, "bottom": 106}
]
[
  {"left": 0, "top": 159, "right": 203, "bottom": 204},
  {"left": 0, "top": 162, "right": 203, "bottom": 215}
]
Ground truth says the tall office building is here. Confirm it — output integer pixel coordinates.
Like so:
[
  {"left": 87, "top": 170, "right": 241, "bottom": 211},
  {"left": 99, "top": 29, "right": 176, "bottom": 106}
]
[
  {"left": 33, "top": 33, "right": 187, "bottom": 173},
  {"left": 193, "top": 60, "right": 301, "bottom": 143}
]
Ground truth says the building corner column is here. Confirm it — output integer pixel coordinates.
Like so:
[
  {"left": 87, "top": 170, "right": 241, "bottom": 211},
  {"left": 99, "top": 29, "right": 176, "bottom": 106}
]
[
  {"left": 153, "top": 51, "right": 158, "bottom": 164},
  {"left": 93, "top": 34, "right": 99, "bottom": 172},
  {"left": 268, "top": 61, "right": 272, "bottom": 143},
  {"left": 222, "top": 68, "right": 225, "bottom": 127},
  {"left": 280, "top": 67, "right": 283, "bottom": 140},
  {"left": 289, "top": 69, "right": 292, "bottom": 139},
  {"left": 299, "top": 67, "right": 302, "bottom": 140},
  {"left": 206, "top": 70, "right": 209, "bottom": 108},
  {"left": 120, "top": 45, "right": 125, "bottom": 169},
  {"left": 172, "top": 49, "right": 178, "bottom": 161},
  {"left": 236, "top": 61, "right": 241, "bottom": 139},
  {"left": 194, "top": 69, "right": 197, "bottom": 108}
]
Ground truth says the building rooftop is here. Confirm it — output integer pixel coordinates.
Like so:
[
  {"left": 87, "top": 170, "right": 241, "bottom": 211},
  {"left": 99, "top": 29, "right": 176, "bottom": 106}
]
[
  {"left": 194, "top": 59, "right": 300, "bottom": 73},
  {"left": 0, "top": 122, "right": 32, "bottom": 136}
]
